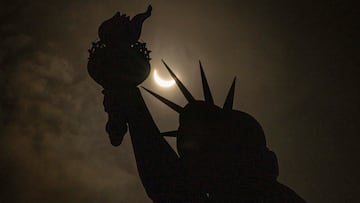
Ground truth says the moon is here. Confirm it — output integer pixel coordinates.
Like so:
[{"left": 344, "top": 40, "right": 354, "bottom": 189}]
[{"left": 153, "top": 69, "right": 175, "bottom": 88}]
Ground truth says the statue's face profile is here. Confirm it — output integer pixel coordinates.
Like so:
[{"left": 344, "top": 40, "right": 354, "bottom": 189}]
[
  {"left": 177, "top": 102, "right": 222, "bottom": 155},
  {"left": 177, "top": 101, "right": 228, "bottom": 180}
]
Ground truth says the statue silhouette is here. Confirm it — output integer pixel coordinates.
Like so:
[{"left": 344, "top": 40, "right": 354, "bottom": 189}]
[{"left": 88, "top": 5, "right": 307, "bottom": 202}]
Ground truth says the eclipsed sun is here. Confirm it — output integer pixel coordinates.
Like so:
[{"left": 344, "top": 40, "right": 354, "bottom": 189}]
[{"left": 153, "top": 69, "right": 175, "bottom": 88}]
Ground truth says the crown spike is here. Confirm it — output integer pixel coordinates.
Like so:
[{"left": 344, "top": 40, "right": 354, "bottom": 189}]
[
  {"left": 223, "top": 77, "right": 236, "bottom": 110},
  {"left": 161, "top": 59, "right": 195, "bottom": 102},
  {"left": 199, "top": 61, "right": 214, "bottom": 104},
  {"left": 141, "top": 87, "right": 183, "bottom": 113}
]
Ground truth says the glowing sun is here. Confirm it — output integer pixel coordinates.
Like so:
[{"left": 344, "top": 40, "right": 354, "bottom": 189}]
[{"left": 153, "top": 69, "right": 175, "bottom": 88}]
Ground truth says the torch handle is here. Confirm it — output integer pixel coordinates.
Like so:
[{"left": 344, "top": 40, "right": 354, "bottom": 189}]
[{"left": 102, "top": 88, "right": 134, "bottom": 146}]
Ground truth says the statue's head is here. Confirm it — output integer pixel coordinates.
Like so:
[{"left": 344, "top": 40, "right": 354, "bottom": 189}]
[{"left": 143, "top": 61, "right": 271, "bottom": 184}]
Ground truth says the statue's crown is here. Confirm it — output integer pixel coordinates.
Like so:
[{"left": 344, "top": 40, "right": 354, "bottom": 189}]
[{"left": 142, "top": 60, "right": 236, "bottom": 137}]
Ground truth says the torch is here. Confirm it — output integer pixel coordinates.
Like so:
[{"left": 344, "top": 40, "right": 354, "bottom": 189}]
[{"left": 87, "top": 10, "right": 151, "bottom": 146}]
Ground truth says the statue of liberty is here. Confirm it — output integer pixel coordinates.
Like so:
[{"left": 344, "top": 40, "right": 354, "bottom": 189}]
[{"left": 87, "top": 5, "right": 306, "bottom": 202}]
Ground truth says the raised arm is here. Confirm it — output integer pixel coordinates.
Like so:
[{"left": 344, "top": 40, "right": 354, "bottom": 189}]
[
  {"left": 103, "top": 88, "right": 189, "bottom": 202},
  {"left": 89, "top": 6, "right": 193, "bottom": 201}
]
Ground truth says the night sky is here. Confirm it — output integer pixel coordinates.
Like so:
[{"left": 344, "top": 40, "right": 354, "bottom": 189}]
[{"left": 0, "top": 0, "right": 359, "bottom": 202}]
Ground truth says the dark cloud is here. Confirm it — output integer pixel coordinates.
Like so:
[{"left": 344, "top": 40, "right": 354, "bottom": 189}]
[{"left": 1, "top": 0, "right": 359, "bottom": 202}]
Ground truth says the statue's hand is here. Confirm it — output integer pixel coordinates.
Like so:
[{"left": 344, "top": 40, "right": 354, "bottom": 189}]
[
  {"left": 106, "top": 111, "right": 128, "bottom": 146},
  {"left": 102, "top": 88, "right": 139, "bottom": 147}
]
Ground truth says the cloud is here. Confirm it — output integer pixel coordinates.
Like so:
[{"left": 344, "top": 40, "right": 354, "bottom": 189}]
[
  {"left": 0, "top": 2, "right": 149, "bottom": 202},
  {"left": 0, "top": 1, "right": 358, "bottom": 202}
]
